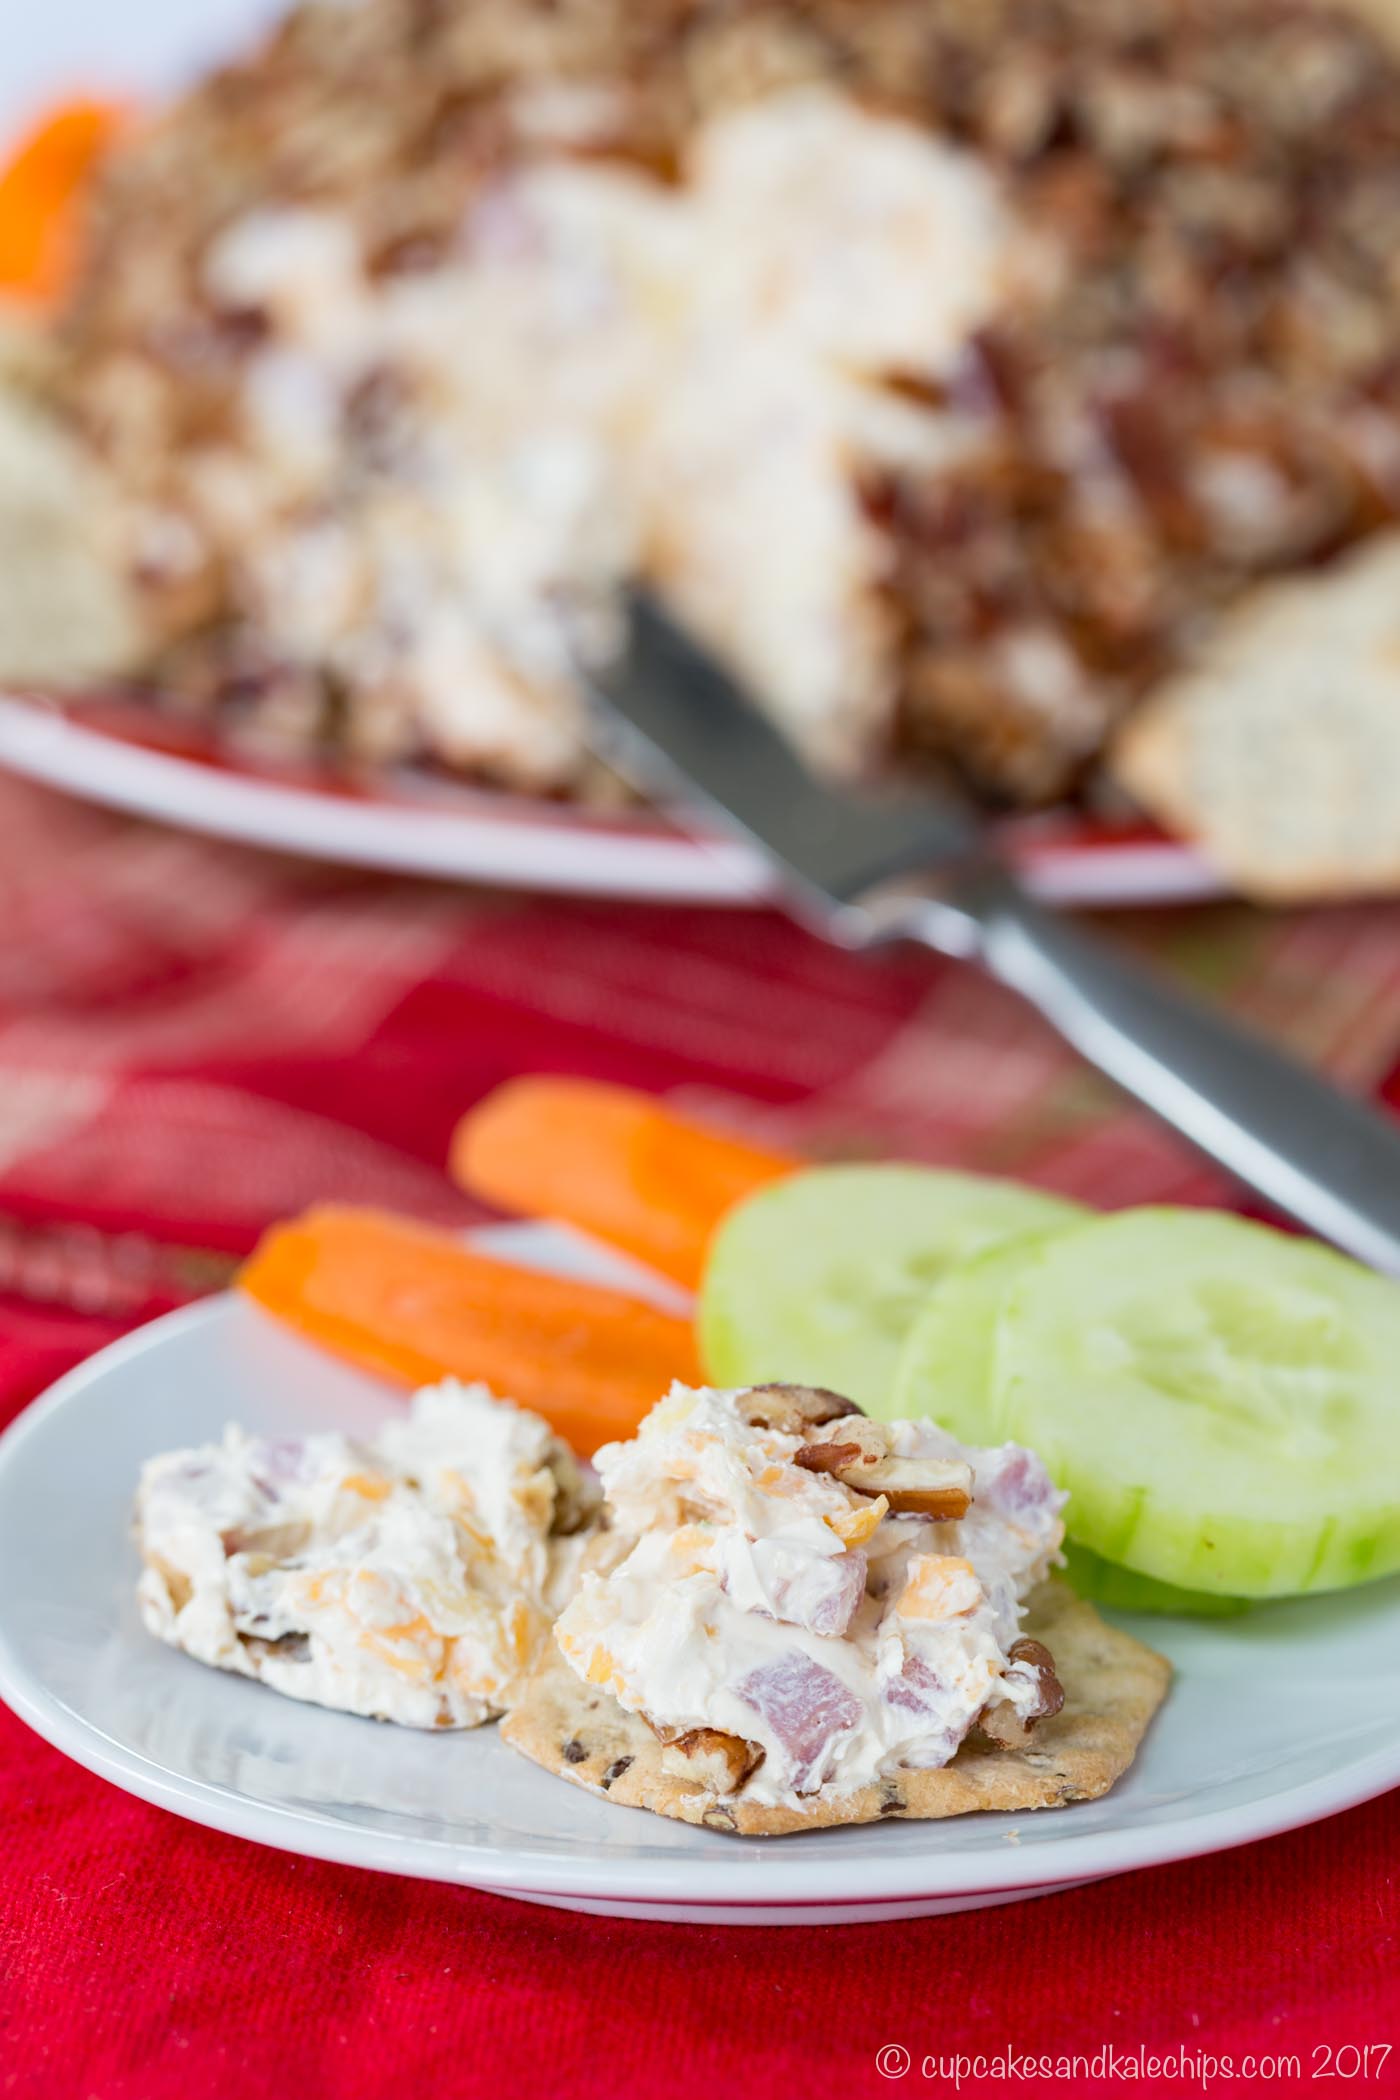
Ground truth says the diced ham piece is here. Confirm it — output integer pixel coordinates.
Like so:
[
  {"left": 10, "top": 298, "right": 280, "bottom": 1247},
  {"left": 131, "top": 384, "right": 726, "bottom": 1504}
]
[
  {"left": 760, "top": 1542, "right": 867, "bottom": 1637},
  {"left": 801, "top": 1550, "right": 868, "bottom": 1638},
  {"left": 883, "top": 1651, "right": 945, "bottom": 1717},
  {"left": 883, "top": 1652, "right": 969, "bottom": 1767},
  {"left": 247, "top": 1438, "right": 317, "bottom": 1500},
  {"left": 736, "top": 1653, "right": 862, "bottom": 1792},
  {"left": 978, "top": 1446, "right": 1056, "bottom": 1520},
  {"left": 720, "top": 1538, "right": 868, "bottom": 1637}
]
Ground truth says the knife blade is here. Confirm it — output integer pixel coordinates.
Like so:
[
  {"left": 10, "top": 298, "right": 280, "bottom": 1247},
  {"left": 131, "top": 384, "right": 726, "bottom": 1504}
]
[
  {"left": 583, "top": 589, "right": 1400, "bottom": 1273},
  {"left": 588, "top": 590, "right": 976, "bottom": 925}
]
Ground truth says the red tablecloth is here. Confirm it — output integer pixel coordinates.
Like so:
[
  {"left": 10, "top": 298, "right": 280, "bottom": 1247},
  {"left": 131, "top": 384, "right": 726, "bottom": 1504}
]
[{"left": 1, "top": 774, "right": 1397, "bottom": 2098}]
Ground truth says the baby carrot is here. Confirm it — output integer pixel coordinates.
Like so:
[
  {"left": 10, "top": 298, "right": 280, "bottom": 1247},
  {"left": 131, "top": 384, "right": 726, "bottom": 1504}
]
[
  {"left": 240, "top": 1204, "right": 701, "bottom": 1455},
  {"left": 450, "top": 1077, "right": 796, "bottom": 1289},
  {"left": 0, "top": 98, "right": 127, "bottom": 305}
]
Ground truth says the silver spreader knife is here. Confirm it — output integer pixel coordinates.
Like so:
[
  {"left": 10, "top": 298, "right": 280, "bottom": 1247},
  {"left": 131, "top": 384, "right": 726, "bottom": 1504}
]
[{"left": 587, "top": 591, "right": 1400, "bottom": 1274}]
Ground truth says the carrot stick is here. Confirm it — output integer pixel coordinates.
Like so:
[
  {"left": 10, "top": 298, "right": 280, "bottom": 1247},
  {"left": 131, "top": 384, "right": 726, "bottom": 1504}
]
[
  {"left": 450, "top": 1078, "right": 796, "bottom": 1289},
  {"left": 0, "top": 98, "right": 127, "bottom": 305},
  {"left": 240, "top": 1204, "right": 701, "bottom": 1455}
]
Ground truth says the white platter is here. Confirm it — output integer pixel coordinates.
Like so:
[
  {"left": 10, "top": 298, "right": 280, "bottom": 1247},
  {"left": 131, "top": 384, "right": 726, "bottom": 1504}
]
[
  {"left": 0, "top": 1223, "right": 1396, "bottom": 1925},
  {"left": 0, "top": 694, "right": 1224, "bottom": 907}
]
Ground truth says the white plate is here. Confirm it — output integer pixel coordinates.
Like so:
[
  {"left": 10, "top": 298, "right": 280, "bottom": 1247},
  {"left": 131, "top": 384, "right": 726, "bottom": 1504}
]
[
  {"left": 0, "top": 694, "right": 1224, "bottom": 907},
  {"left": 1, "top": 1224, "right": 1397, "bottom": 1925}
]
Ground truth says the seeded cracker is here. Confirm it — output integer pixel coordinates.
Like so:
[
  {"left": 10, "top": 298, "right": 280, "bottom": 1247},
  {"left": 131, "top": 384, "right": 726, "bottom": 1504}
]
[
  {"left": 1112, "top": 535, "right": 1400, "bottom": 902},
  {"left": 503, "top": 1385, "right": 1169, "bottom": 1836},
  {"left": 502, "top": 1579, "right": 1170, "bottom": 1836}
]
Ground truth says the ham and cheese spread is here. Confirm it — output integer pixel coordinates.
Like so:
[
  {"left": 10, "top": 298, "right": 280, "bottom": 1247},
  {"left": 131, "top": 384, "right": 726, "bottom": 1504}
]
[
  {"left": 78, "top": 79, "right": 1025, "bottom": 786},
  {"left": 554, "top": 1383, "right": 1066, "bottom": 1805},
  {"left": 136, "top": 1380, "right": 597, "bottom": 1729}
]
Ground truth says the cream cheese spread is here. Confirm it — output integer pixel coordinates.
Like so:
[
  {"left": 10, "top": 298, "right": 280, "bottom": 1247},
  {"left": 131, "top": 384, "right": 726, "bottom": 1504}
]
[
  {"left": 554, "top": 1384, "right": 1065, "bottom": 1805},
  {"left": 185, "top": 85, "right": 1025, "bottom": 781},
  {"left": 136, "top": 1379, "right": 597, "bottom": 1728}
]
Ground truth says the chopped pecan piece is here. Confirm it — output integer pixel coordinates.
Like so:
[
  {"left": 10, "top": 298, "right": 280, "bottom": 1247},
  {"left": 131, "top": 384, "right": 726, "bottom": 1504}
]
[
  {"left": 798, "top": 1415, "right": 890, "bottom": 1465},
  {"left": 845, "top": 1460, "right": 971, "bottom": 1519},
  {"left": 657, "top": 1726, "right": 765, "bottom": 1795},
  {"left": 797, "top": 1419, "right": 972, "bottom": 1519},
  {"left": 145, "top": 1551, "right": 192, "bottom": 1614},
  {"left": 738, "top": 1384, "right": 864, "bottom": 1435},
  {"left": 220, "top": 1521, "right": 312, "bottom": 1562},
  {"left": 236, "top": 1629, "right": 312, "bottom": 1665},
  {"left": 977, "top": 1636, "right": 1066, "bottom": 1745},
  {"left": 1008, "top": 1638, "right": 1065, "bottom": 1721},
  {"left": 793, "top": 1440, "right": 866, "bottom": 1477},
  {"left": 548, "top": 1448, "right": 602, "bottom": 1538}
]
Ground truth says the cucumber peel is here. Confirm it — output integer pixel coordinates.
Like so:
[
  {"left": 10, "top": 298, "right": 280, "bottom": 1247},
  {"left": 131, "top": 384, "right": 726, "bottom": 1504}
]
[{"left": 1059, "top": 1541, "right": 1251, "bottom": 1618}]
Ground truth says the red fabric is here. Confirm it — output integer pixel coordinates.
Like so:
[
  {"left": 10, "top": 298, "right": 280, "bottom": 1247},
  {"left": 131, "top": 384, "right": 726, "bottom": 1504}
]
[{"left": 0, "top": 774, "right": 1397, "bottom": 2098}]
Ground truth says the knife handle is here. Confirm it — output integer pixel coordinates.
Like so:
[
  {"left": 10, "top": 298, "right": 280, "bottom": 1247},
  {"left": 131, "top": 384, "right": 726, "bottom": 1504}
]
[{"left": 903, "top": 866, "right": 1400, "bottom": 1272}]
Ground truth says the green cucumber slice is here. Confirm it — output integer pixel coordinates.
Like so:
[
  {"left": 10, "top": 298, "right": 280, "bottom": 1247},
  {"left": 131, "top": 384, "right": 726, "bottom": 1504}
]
[
  {"left": 896, "top": 1245, "right": 1254, "bottom": 1611},
  {"left": 887, "top": 1232, "right": 1063, "bottom": 1437},
  {"left": 993, "top": 1208, "right": 1400, "bottom": 1597},
  {"left": 1059, "top": 1541, "right": 1251, "bottom": 1618},
  {"left": 698, "top": 1165, "right": 1085, "bottom": 1413}
]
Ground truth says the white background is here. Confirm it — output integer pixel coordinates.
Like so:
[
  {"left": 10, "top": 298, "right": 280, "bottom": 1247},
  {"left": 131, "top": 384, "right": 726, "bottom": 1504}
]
[{"left": 1, "top": 0, "right": 291, "bottom": 146}]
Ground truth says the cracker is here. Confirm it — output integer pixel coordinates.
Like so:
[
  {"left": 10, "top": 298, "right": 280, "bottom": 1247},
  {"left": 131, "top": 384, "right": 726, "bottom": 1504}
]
[
  {"left": 500, "top": 1579, "right": 1170, "bottom": 1837},
  {"left": 0, "top": 328, "right": 140, "bottom": 689},
  {"left": 1111, "top": 534, "right": 1400, "bottom": 903}
]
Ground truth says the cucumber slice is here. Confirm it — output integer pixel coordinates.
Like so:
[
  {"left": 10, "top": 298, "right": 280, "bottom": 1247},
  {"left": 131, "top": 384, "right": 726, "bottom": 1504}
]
[
  {"left": 698, "top": 1165, "right": 1085, "bottom": 1413},
  {"left": 993, "top": 1208, "right": 1400, "bottom": 1597},
  {"left": 887, "top": 1232, "right": 1063, "bottom": 1437},
  {"left": 1059, "top": 1542, "right": 1251, "bottom": 1618},
  {"left": 896, "top": 1248, "right": 1253, "bottom": 1612}
]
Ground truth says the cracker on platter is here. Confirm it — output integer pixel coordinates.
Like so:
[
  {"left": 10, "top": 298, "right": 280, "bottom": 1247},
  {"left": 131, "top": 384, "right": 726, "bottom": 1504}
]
[
  {"left": 1112, "top": 534, "right": 1400, "bottom": 903},
  {"left": 502, "top": 1578, "right": 1171, "bottom": 1837}
]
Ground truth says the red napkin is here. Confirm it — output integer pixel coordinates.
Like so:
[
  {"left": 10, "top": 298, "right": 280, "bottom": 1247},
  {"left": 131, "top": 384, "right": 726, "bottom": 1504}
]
[{"left": 0, "top": 774, "right": 1396, "bottom": 2097}]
